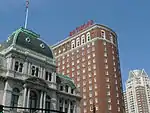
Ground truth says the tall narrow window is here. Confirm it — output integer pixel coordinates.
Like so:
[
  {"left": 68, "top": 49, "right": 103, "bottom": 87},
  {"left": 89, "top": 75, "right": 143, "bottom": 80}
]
[
  {"left": 45, "top": 96, "right": 51, "bottom": 113},
  {"left": 19, "top": 63, "right": 23, "bottom": 72},
  {"left": 49, "top": 72, "right": 52, "bottom": 81},
  {"left": 35, "top": 68, "right": 39, "bottom": 77},
  {"left": 14, "top": 61, "right": 19, "bottom": 71},
  {"left": 110, "top": 34, "right": 113, "bottom": 43},
  {"left": 71, "top": 40, "right": 75, "bottom": 49},
  {"left": 76, "top": 37, "right": 80, "bottom": 47},
  {"left": 101, "top": 30, "right": 105, "bottom": 38},
  {"left": 86, "top": 32, "right": 91, "bottom": 41},
  {"left": 45, "top": 71, "right": 48, "bottom": 80},
  {"left": 81, "top": 35, "right": 85, "bottom": 44},
  {"left": 11, "top": 88, "right": 20, "bottom": 110},
  {"left": 65, "top": 85, "right": 69, "bottom": 92},
  {"left": 31, "top": 66, "right": 35, "bottom": 75}
]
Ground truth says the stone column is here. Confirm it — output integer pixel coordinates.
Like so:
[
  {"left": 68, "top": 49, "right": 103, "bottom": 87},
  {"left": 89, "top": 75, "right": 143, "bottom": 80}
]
[
  {"left": 23, "top": 87, "right": 27, "bottom": 107},
  {"left": 28, "top": 62, "right": 31, "bottom": 75},
  {"left": 63, "top": 99, "right": 65, "bottom": 112},
  {"left": 40, "top": 67, "right": 43, "bottom": 79},
  {"left": 43, "top": 68, "right": 46, "bottom": 79},
  {"left": 23, "top": 61, "right": 28, "bottom": 75},
  {"left": 73, "top": 104, "right": 76, "bottom": 113},
  {"left": 2, "top": 81, "right": 8, "bottom": 105},
  {"left": 68, "top": 100, "right": 71, "bottom": 113},
  {"left": 40, "top": 91, "right": 43, "bottom": 108},
  {"left": 26, "top": 88, "right": 30, "bottom": 108},
  {"left": 43, "top": 92, "right": 46, "bottom": 113},
  {"left": 7, "top": 57, "right": 13, "bottom": 70}
]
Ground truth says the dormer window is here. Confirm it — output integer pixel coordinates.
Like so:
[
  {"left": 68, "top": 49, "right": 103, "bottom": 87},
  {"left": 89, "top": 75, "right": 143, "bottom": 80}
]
[
  {"left": 76, "top": 38, "right": 80, "bottom": 47},
  {"left": 86, "top": 32, "right": 91, "bottom": 41},
  {"left": 71, "top": 40, "right": 75, "bottom": 49},
  {"left": 81, "top": 35, "right": 85, "bottom": 44},
  {"left": 26, "top": 37, "right": 30, "bottom": 42},
  {"left": 101, "top": 30, "right": 105, "bottom": 38},
  {"left": 40, "top": 43, "right": 45, "bottom": 49}
]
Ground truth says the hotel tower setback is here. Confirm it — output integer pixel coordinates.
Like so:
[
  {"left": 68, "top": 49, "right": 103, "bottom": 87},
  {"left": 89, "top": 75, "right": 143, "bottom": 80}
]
[{"left": 52, "top": 21, "right": 125, "bottom": 113}]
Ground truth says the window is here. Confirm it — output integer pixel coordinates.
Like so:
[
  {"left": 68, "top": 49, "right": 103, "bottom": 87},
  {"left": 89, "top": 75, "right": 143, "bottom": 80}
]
[
  {"left": 71, "top": 89, "right": 74, "bottom": 94},
  {"left": 86, "top": 32, "right": 91, "bottom": 41},
  {"left": 31, "top": 66, "right": 35, "bottom": 75},
  {"left": 108, "top": 104, "right": 112, "bottom": 110},
  {"left": 60, "top": 86, "right": 63, "bottom": 91},
  {"left": 110, "top": 34, "right": 113, "bottom": 43},
  {"left": 46, "top": 96, "right": 51, "bottom": 113},
  {"left": 14, "top": 61, "right": 24, "bottom": 72},
  {"left": 11, "top": 88, "right": 20, "bottom": 109},
  {"left": 65, "top": 85, "right": 69, "bottom": 92},
  {"left": 19, "top": 63, "right": 23, "bottom": 72},
  {"left": 76, "top": 37, "right": 80, "bottom": 47},
  {"left": 45, "top": 71, "right": 52, "bottom": 81},
  {"left": 15, "top": 61, "right": 19, "bottom": 71},
  {"left": 101, "top": 30, "right": 105, "bottom": 38},
  {"left": 35, "top": 67, "right": 39, "bottom": 77},
  {"left": 95, "top": 98, "right": 98, "bottom": 103},
  {"left": 81, "top": 35, "right": 85, "bottom": 44},
  {"left": 71, "top": 40, "right": 75, "bottom": 49},
  {"left": 29, "top": 91, "right": 37, "bottom": 113},
  {"left": 104, "top": 53, "right": 107, "bottom": 57}
]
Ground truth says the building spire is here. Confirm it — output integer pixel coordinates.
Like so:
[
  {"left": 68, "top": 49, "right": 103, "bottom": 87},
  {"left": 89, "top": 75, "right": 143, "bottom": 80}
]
[{"left": 24, "top": 0, "right": 29, "bottom": 29}]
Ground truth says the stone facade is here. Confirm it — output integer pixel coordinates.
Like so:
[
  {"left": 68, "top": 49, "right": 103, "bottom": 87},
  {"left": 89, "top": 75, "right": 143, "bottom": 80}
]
[{"left": 0, "top": 28, "right": 81, "bottom": 113}]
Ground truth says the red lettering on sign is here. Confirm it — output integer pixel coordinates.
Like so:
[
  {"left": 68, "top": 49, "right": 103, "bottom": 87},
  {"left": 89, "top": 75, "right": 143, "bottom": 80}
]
[{"left": 69, "top": 20, "right": 94, "bottom": 36}]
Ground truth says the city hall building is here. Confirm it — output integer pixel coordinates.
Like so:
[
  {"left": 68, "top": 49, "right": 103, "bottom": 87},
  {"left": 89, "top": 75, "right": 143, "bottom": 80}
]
[
  {"left": 0, "top": 28, "right": 81, "bottom": 113},
  {"left": 52, "top": 20, "right": 125, "bottom": 113}
]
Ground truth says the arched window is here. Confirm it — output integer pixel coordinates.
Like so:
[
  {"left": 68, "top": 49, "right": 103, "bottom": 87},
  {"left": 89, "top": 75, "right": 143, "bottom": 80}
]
[
  {"left": 81, "top": 35, "right": 85, "bottom": 45},
  {"left": 65, "top": 85, "right": 69, "bottom": 92},
  {"left": 101, "top": 30, "right": 105, "bottom": 39},
  {"left": 71, "top": 40, "right": 75, "bottom": 49},
  {"left": 29, "top": 91, "right": 37, "bottom": 113},
  {"left": 76, "top": 37, "right": 80, "bottom": 47},
  {"left": 46, "top": 95, "right": 51, "bottom": 113},
  {"left": 11, "top": 88, "right": 20, "bottom": 109},
  {"left": 86, "top": 32, "right": 91, "bottom": 42}
]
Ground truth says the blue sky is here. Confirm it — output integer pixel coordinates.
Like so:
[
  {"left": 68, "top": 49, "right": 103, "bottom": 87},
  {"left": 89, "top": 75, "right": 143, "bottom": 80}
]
[{"left": 0, "top": 0, "right": 150, "bottom": 89}]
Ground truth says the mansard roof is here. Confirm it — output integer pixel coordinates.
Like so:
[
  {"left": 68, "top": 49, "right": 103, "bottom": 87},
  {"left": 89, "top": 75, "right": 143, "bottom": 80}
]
[
  {"left": 57, "top": 73, "right": 76, "bottom": 89},
  {"left": 0, "top": 27, "right": 53, "bottom": 59}
]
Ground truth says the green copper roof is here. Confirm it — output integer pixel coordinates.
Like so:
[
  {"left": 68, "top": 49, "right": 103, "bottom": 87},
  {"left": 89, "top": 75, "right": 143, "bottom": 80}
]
[
  {"left": 0, "top": 27, "right": 54, "bottom": 59},
  {"left": 57, "top": 73, "right": 76, "bottom": 89}
]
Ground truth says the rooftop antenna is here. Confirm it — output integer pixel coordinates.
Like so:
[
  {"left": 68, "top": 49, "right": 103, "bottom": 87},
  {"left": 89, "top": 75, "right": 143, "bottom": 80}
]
[{"left": 24, "top": 0, "right": 29, "bottom": 29}]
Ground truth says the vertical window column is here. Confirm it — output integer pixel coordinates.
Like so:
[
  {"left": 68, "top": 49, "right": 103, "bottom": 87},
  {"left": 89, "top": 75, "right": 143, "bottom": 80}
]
[
  {"left": 63, "top": 99, "right": 65, "bottom": 112},
  {"left": 40, "top": 91, "right": 44, "bottom": 109},
  {"left": 43, "top": 92, "right": 47, "bottom": 113},
  {"left": 26, "top": 88, "right": 30, "bottom": 108},
  {"left": 23, "top": 87, "right": 27, "bottom": 108},
  {"left": 68, "top": 100, "right": 71, "bottom": 113}
]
